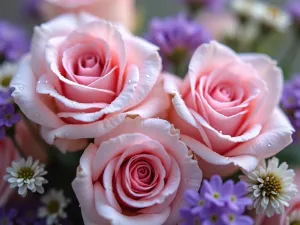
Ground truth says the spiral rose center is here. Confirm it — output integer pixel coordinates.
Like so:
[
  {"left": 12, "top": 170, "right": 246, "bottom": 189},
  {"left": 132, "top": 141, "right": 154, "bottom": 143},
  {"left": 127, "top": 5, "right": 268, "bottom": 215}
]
[
  {"left": 210, "top": 84, "right": 234, "bottom": 102},
  {"left": 130, "top": 160, "right": 154, "bottom": 186},
  {"left": 76, "top": 54, "right": 102, "bottom": 77}
]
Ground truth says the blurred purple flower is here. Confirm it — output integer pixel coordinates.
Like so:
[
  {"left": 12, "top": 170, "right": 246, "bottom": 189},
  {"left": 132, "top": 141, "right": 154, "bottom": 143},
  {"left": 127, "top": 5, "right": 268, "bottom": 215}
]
[
  {"left": 0, "top": 207, "right": 17, "bottom": 225},
  {"left": 23, "top": 0, "right": 43, "bottom": 20},
  {"left": 286, "top": 1, "right": 300, "bottom": 25},
  {"left": 146, "top": 14, "right": 211, "bottom": 69},
  {"left": 0, "top": 21, "right": 30, "bottom": 62},
  {"left": 281, "top": 74, "right": 300, "bottom": 142},
  {"left": 0, "top": 87, "right": 14, "bottom": 105}
]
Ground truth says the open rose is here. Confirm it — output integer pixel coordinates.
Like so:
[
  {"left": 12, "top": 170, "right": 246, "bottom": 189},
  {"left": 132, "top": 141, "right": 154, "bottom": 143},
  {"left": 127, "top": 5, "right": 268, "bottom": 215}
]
[
  {"left": 165, "top": 41, "right": 294, "bottom": 177},
  {"left": 0, "top": 137, "right": 19, "bottom": 206},
  {"left": 39, "top": 0, "right": 136, "bottom": 30},
  {"left": 72, "top": 118, "right": 202, "bottom": 225},
  {"left": 11, "top": 13, "right": 167, "bottom": 152}
]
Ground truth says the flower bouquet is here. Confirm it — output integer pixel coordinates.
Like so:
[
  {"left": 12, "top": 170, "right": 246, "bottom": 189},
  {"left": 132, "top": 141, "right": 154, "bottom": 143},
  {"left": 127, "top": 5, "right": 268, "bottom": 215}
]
[{"left": 1, "top": 0, "right": 300, "bottom": 224}]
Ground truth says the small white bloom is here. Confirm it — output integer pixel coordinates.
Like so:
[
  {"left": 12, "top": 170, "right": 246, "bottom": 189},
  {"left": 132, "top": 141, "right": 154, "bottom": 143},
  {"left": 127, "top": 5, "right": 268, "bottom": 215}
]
[
  {"left": 0, "top": 61, "right": 18, "bottom": 90},
  {"left": 4, "top": 156, "right": 48, "bottom": 197},
  {"left": 240, "top": 157, "right": 298, "bottom": 217},
  {"left": 231, "top": 0, "right": 266, "bottom": 21},
  {"left": 287, "top": 209, "right": 300, "bottom": 224},
  {"left": 37, "top": 189, "right": 71, "bottom": 225},
  {"left": 260, "top": 5, "right": 291, "bottom": 32}
]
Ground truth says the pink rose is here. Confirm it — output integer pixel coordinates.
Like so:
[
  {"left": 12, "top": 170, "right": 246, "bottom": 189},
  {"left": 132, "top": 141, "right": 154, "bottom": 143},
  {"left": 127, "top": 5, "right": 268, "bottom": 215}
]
[
  {"left": 11, "top": 13, "right": 168, "bottom": 152},
  {"left": 165, "top": 41, "right": 294, "bottom": 177},
  {"left": 255, "top": 169, "right": 300, "bottom": 225},
  {"left": 72, "top": 118, "right": 202, "bottom": 225},
  {"left": 0, "top": 137, "right": 20, "bottom": 206},
  {"left": 39, "top": 0, "right": 136, "bottom": 30}
]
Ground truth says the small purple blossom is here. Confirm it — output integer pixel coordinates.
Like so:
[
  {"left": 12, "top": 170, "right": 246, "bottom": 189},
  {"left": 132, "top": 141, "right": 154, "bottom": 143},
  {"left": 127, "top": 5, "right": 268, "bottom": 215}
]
[
  {"left": 0, "top": 21, "right": 30, "bottom": 62},
  {"left": 221, "top": 213, "right": 253, "bottom": 225},
  {"left": 146, "top": 14, "right": 211, "bottom": 69},
  {"left": 0, "top": 87, "right": 14, "bottom": 105},
  {"left": 281, "top": 74, "right": 300, "bottom": 142},
  {"left": 0, "top": 208, "right": 17, "bottom": 225},
  {"left": 180, "top": 175, "right": 253, "bottom": 225},
  {"left": 286, "top": 1, "right": 300, "bottom": 25},
  {"left": 0, "top": 103, "right": 21, "bottom": 127}
]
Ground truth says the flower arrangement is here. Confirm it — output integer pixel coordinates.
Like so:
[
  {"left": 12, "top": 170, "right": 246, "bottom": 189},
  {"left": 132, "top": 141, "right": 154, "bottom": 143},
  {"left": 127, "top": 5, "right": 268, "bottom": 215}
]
[{"left": 1, "top": 0, "right": 300, "bottom": 224}]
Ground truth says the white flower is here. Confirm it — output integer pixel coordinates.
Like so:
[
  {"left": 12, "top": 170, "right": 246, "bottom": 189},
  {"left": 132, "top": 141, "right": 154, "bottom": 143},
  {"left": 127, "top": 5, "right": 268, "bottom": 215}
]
[
  {"left": 4, "top": 156, "right": 48, "bottom": 197},
  {"left": 260, "top": 5, "right": 291, "bottom": 32},
  {"left": 37, "top": 189, "right": 71, "bottom": 225},
  {"left": 240, "top": 157, "right": 298, "bottom": 217},
  {"left": 231, "top": 0, "right": 266, "bottom": 20},
  {"left": 0, "top": 61, "right": 18, "bottom": 90},
  {"left": 287, "top": 209, "right": 300, "bottom": 224}
]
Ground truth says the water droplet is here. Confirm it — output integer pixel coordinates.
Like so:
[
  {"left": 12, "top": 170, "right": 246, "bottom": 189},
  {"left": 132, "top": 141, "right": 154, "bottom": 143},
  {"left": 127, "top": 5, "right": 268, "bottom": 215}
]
[
  {"left": 128, "top": 80, "right": 132, "bottom": 83},
  {"left": 37, "top": 81, "right": 41, "bottom": 84},
  {"left": 65, "top": 133, "right": 69, "bottom": 137},
  {"left": 36, "top": 113, "right": 39, "bottom": 117},
  {"left": 45, "top": 80, "right": 48, "bottom": 84},
  {"left": 79, "top": 205, "right": 81, "bottom": 208},
  {"left": 268, "top": 143, "right": 271, "bottom": 147},
  {"left": 226, "top": 157, "right": 229, "bottom": 160},
  {"left": 19, "top": 85, "right": 24, "bottom": 90},
  {"left": 146, "top": 75, "right": 150, "bottom": 78},
  {"left": 219, "top": 130, "right": 223, "bottom": 134},
  {"left": 187, "top": 180, "right": 191, "bottom": 183}
]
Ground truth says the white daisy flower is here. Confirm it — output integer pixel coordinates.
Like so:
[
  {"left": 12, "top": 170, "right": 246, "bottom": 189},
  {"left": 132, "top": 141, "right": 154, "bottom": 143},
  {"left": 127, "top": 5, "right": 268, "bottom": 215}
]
[
  {"left": 287, "top": 209, "right": 300, "bottom": 224},
  {"left": 0, "top": 61, "right": 18, "bottom": 90},
  {"left": 4, "top": 156, "right": 48, "bottom": 197},
  {"left": 240, "top": 157, "right": 298, "bottom": 217},
  {"left": 37, "top": 189, "right": 71, "bottom": 225},
  {"left": 260, "top": 6, "right": 291, "bottom": 32},
  {"left": 231, "top": 0, "right": 266, "bottom": 21}
]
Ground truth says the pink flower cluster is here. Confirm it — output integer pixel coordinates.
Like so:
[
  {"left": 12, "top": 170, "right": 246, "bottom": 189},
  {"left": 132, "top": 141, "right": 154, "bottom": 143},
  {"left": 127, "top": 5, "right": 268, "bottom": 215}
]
[{"left": 3, "top": 13, "right": 293, "bottom": 224}]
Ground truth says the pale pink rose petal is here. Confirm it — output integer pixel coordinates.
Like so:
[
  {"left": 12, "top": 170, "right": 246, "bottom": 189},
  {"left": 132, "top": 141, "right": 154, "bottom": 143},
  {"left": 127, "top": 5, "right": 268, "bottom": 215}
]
[
  {"left": 31, "top": 13, "right": 100, "bottom": 76},
  {"left": 10, "top": 56, "right": 65, "bottom": 129},
  {"left": 240, "top": 54, "right": 284, "bottom": 124},
  {"left": 227, "top": 108, "right": 294, "bottom": 159},
  {"left": 72, "top": 144, "right": 108, "bottom": 223},
  {"left": 94, "top": 183, "right": 171, "bottom": 225}
]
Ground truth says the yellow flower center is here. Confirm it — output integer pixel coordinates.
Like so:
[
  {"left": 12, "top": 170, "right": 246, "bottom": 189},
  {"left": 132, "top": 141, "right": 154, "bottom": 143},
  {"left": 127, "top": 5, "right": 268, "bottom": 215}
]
[
  {"left": 47, "top": 200, "right": 60, "bottom": 214},
  {"left": 18, "top": 167, "right": 34, "bottom": 180}
]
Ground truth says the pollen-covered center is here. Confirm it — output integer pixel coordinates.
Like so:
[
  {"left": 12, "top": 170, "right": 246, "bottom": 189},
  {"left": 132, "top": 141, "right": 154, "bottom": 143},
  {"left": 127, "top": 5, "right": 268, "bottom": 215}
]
[
  {"left": 1, "top": 76, "right": 11, "bottom": 87},
  {"left": 18, "top": 167, "right": 34, "bottom": 180},
  {"left": 259, "top": 174, "right": 282, "bottom": 197},
  {"left": 291, "top": 221, "right": 300, "bottom": 225},
  {"left": 47, "top": 200, "right": 60, "bottom": 214},
  {"left": 210, "top": 214, "right": 218, "bottom": 222}
]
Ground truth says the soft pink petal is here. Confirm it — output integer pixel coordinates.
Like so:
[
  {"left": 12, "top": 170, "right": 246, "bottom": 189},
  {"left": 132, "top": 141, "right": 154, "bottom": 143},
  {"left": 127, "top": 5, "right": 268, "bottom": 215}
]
[
  {"left": 10, "top": 55, "right": 65, "bottom": 129},
  {"left": 94, "top": 183, "right": 170, "bottom": 225},
  {"left": 240, "top": 53, "right": 284, "bottom": 124},
  {"left": 72, "top": 144, "right": 108, "bottom": 224},
  {"left": 227, "top": 108, "right": 294, "bottom": 159}
]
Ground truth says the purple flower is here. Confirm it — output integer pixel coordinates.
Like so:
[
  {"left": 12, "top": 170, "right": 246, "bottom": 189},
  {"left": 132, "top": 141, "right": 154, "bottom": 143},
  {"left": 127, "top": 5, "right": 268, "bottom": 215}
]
[
  {"left": 201, "top": 205, "right": 223, "bottom": 225},
  {"left": 0, "top": 208, "right": 17, "bottom": 225},
  {"left": 221, "top": 213, "right": 253, "bottom": 225},
  {"left": 23, "top": 0, "right": 42, "bottom": 20},
  {"left": 0, "top": 88, "right": 14, "bottom": 105},
  {"left": 179, "top": 176, "right": 253, "bottom": 225},
  {"left": 0, "top": 103, "right": 21, "bottom": 127},
  {"left": 286, "top": 1, "right": 300, "bottom": 25},
  {"left": 203, "top": 175, "right": 227, "bottom": 207},
  {"left": 146, "top": 14, "right": 211, "bottom": 69},
  {"left": 179, "top": 207, "right": 202, "bottom": 225},
  {"left": 223, "top": 180, "right": 252, "bottom": 213},
  {"left": 0, "top": 21, "right": 30, "bottom": 62},
  {"left": 281, "top": 74, "right": 300, "bottom": 142}
]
